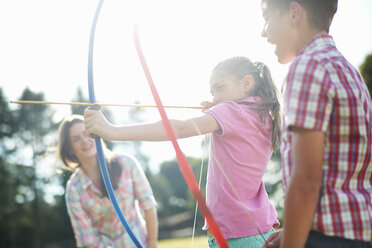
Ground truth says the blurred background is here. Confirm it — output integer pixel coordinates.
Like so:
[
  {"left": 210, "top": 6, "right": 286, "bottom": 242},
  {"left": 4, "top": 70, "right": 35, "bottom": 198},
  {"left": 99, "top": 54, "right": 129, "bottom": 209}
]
[{"left": 0, "top": 0, "right": 371, "bottom": 247}]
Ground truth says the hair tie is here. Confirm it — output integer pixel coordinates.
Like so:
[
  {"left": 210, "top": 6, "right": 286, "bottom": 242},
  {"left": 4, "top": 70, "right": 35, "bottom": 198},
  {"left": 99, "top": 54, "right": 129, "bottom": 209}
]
[{"left": 254, "top": 61, "right": 265, "bottom": 78}]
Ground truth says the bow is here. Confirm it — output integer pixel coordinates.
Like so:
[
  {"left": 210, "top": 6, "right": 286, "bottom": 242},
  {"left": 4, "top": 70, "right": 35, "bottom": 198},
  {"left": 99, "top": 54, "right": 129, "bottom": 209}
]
[
  {"left": 87, "top": 0, "right": 143, "bottom": 247},
  {"left": 133, "top": 25, "right": 229, "bottom": 248}
]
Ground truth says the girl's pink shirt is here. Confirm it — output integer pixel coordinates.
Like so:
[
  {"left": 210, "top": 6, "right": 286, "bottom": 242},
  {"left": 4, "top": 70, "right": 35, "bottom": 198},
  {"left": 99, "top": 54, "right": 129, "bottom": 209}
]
[{"left": 203, "top": 96, "right": 279, "bottom": 239}]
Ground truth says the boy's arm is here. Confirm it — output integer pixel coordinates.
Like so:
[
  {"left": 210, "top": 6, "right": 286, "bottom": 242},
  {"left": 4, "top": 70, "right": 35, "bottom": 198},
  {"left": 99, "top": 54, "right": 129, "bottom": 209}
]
[
  {"left": 280, "top": 127, "right": 324, "bottom": 248},
  {"left": 84, "top": 109, "right": 219, "bottom": 141}
]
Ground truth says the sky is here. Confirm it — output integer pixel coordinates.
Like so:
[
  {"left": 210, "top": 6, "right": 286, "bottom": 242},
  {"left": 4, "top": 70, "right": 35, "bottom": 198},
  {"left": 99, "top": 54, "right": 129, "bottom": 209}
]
[{"left": 1, "top": 0, "right": 372, "bottom": 171}]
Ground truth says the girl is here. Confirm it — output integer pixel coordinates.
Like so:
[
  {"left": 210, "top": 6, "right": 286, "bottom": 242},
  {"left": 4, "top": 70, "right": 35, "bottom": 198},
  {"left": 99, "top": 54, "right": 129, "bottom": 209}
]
[
  {"left": 84, "top": 56, "right": 280, "bottom": 248},
  {"left": 58, "top": 115, "right": 158, "bottom": 248}
]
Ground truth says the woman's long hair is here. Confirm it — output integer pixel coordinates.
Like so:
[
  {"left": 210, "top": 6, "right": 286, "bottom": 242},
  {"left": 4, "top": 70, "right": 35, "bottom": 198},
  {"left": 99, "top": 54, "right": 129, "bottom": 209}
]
[
  {"left": 58, "top": 115, "right": 122, "bottom": 197},
  {"left": 211, "top": 56, "right": 281, "bottom": 150}
]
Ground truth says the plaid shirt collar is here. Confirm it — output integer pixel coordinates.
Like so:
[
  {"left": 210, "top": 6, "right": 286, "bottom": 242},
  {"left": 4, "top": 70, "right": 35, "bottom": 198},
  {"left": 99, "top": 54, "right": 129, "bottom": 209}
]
[
  {"left": 297, "top": 33, "right": 336, "bottom": 56},
  {"left": 75, "top": 167, "right": 97, "bottom": 192}
]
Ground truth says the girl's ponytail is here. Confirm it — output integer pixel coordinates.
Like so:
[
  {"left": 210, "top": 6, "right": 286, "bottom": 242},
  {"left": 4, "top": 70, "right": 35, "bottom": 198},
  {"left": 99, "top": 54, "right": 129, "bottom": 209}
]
[
  {"left": 253, "top": 62, "right": 281, "bottom": 151},
  {"left": 211, "top": 57, "right": 280, "bottom": 151}
]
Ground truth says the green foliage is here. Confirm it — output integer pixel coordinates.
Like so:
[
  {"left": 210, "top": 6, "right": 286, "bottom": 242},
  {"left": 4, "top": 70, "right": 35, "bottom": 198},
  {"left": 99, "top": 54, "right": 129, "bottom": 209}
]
[
  {"left": 360, "top": 53, "right": 372, "bottom": 96},
  {"left": 0, "top": 88, "right": 16, "bottom": 138},
  {"left": 0, "top": 87, "right": 75, "bottom": 247},
  {"left": 147, "top": 156, "right": 208, "bottom": 239},
  {"left": 153, "top": 157, "right": 207, "bottom": 216},
  {"left": 71, "top": 87, "right": 87, "bottom": 115},
  {"left": 264, "top": 151, "right": 284, "bottom": 223}
]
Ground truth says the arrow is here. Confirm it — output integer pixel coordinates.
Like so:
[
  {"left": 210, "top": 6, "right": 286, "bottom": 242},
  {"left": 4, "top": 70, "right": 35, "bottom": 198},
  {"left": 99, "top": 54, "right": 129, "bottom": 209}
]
[{"left": 10, "top": 100, "right": 203, "bottom": 110}]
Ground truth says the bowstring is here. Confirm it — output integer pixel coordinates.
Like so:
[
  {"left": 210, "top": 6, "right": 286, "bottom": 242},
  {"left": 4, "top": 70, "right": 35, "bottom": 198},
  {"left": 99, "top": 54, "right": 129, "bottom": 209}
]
[
  {"left": 190, "top": 120, "right": 208, "bottom": 248},
  {"left": 209, "top": 152, "right": 268, "bottom": 244},
  {"left": 190, "top": 119, "right": 269, "bottom": 245}
]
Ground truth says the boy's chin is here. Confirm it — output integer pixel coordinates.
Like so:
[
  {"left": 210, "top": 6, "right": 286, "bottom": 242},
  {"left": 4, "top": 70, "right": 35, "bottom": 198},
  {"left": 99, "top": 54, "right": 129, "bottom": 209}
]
[
  {"left": 276, "top": 52, "right": 295, "bottom": 64},
  {"left": 275, "top": 47, "right": 296, "bottom": 64},
  {"left": 277, "top": 57, "right": 291, "bottom": 64}
]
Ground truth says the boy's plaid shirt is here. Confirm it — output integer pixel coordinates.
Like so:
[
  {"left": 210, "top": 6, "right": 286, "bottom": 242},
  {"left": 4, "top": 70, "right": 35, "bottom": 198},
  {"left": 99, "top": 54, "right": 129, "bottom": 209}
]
[{"left": 281, "top": 33, "right": 372, "bottom": 242}]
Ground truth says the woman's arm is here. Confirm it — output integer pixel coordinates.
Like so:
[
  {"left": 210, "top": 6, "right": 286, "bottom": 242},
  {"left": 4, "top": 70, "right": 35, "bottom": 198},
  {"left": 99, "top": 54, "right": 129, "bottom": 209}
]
[
  {"left": 125, "top": 154, "right": 159, "bottom": 248},
  {"left": 144, "top": 208, "right": 158, "bottom": 248},
  {"left": 84, "top": 109, "right": 219, "bottom": 141}
]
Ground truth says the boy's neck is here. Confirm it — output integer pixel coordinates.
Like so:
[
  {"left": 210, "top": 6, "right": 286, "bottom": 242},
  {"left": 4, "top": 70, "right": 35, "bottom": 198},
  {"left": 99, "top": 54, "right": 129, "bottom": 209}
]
[
  {"left": 295, "top": 28, "right": 328, "bottom": 56},
  {"left": 294, "top": 8, "right": 329, "bottom": 57}
]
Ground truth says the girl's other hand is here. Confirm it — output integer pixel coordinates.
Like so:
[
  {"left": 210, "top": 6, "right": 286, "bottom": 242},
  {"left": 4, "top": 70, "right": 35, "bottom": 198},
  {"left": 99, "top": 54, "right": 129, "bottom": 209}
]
[
  {"left": 201, "top": 101, "right": 216, "bottom": 111},
  {"left": 262, "top": 230, "right": 281, "bottom": 248}
]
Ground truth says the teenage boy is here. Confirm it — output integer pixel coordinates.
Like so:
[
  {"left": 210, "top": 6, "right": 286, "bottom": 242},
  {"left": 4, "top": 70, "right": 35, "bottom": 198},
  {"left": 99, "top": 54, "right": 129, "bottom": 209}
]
[{"left": 260, "top": 0, "right": 372, "bottom": 247}]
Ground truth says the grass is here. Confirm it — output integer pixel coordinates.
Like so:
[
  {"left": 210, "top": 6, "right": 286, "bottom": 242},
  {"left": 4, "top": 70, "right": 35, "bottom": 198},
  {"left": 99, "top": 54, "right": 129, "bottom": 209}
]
[{"left": 158, "top": 236, "right": 209, "bottom": 248}]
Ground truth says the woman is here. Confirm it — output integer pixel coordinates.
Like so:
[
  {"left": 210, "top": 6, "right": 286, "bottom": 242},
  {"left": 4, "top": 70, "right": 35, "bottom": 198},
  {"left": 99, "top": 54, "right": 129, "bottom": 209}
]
[{"left": 58, "top": 115, "right": 158, "bottom": 248}]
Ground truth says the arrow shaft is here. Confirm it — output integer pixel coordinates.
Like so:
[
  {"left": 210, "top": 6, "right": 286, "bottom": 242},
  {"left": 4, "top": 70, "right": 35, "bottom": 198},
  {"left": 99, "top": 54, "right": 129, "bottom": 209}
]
[{"left": 10, "top": 100, "right": 202, "bottom": 110}]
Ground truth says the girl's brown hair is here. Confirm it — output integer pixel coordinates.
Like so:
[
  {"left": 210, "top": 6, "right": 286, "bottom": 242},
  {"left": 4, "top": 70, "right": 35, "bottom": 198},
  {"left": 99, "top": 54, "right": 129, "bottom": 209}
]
[
  {"left": 211, "top": 56, "right": 281, "bottom": 150},
  {"left": 58, "top": 115, "right": 122, "bottom": 197}
]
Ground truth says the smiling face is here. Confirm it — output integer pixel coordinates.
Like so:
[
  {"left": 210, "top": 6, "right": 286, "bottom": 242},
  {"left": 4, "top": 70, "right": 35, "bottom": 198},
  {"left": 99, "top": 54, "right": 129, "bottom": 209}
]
[
  {"left": 69, "top": 122, "right": 96, "bottom": 162},
  {"left": 261, "top": 6, "right": 298, "bottom": 64},
  {"left": 209, "top": 75, "right": 253, "bottom": 104}
]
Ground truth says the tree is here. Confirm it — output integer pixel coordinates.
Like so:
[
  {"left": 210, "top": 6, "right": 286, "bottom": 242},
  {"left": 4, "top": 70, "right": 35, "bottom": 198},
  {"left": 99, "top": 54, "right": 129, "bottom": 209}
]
[
  {"left": 14, "top": 88, "right": 60, "bottom": 247},
  {"left": 149, "top": 156, "right": 208, "bottom": 239},
  {"left": 360, "top": 53, "right": 372, "bottom": 95},
  {"left": 0, "top": 88, "right": 21, "bottom": 247},
  {"left": 70, "top": 87, "right": 87, "bottom": 115},
  {"left": 264, "top": 150, "right": 284, "bottom": 223},
  {"left": 0, "top": 88, "right": 16, "bottom": 138},
  {"left": 0, "top": 87, "right": 75, "bottom": 247}
]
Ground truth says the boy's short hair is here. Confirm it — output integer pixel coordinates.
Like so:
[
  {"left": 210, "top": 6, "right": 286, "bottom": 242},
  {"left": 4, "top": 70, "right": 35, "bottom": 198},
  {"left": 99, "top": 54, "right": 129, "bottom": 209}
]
[{"left": 261, "top": 0, "right": 338, "bottom": 33}]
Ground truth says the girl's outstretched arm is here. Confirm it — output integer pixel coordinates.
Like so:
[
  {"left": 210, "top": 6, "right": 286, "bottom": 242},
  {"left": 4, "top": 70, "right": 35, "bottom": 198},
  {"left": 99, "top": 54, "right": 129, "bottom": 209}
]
[
  {"left": 83, "top": 108, "right": 219, "bottom": 141},
  {"left": 201, "top": 101, "right": 217, "bottom": 111}
]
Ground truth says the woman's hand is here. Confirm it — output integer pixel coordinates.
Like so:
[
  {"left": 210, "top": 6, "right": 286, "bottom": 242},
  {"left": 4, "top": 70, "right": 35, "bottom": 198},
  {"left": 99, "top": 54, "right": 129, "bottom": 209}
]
[
  {"left": 262, "top": 230, "right": 282, "bottom": 248},
  {"left": 200, "top": 101, "right": 216, "bottom": 111},
  {"left": 84, "top": 108, "right": 115, "bottom": 141},
  {"left": 147, "top": 239, "right": 157, "bottom": 248},
  {"left": 144, "top": 208, "right": 158, "bottom": 248}
]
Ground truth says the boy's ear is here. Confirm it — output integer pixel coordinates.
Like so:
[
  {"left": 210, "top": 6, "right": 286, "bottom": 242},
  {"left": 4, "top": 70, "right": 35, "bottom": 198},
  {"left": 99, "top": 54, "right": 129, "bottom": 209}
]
[{"left": 289, "top": 1, "right": 304, "bottom": 27}]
